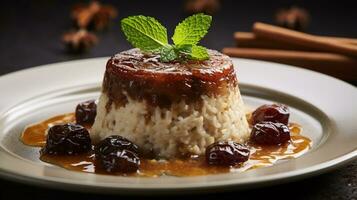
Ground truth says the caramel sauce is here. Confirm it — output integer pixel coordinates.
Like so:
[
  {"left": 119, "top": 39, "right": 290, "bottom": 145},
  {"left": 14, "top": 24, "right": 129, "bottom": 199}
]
[
  {"left": 21, "top": 113, "right": 311, "bottom": 177},
  {"left": 21, "top": 113, "right": 75, "bottom": 146}
]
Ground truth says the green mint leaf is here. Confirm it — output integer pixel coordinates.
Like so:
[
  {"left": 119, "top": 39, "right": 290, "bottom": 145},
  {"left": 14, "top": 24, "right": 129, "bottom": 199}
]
[
  {"left": 174, "top": 44, "right": 209, "bottom": 61},
  {"left": 175, "top": 44, "right": 192, "bottom": 55},
  {"left": 190, "top": 45, "right": 209, "bottom": 60},
  {"left": 172, "top": 13, "right": 212, "bottom": 46},
  {"left": 120, "top": 14, "right": 211, "bottom": 62},
  {"left": 159, "top": 45, "right": 178, "bottom": 62},
  {"left": 121, "top": 15, "right": 168, "bottom": 51}
]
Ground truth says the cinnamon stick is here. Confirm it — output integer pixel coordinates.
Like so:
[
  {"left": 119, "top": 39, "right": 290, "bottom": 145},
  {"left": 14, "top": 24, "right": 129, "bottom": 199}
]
[
  {"left": 326, "top": 36, "right": 357, "bottom": 45},
  {"left": 235, "top": 32, "right": 357, "bottom": 48},
  {"left": 234, "top": 32, "right": 316, "bottom": 51},
  {"left": 253, "top": 22, "right": 357, "bottom": 57},
  {"left": 222, "top": 47, "right": 357, "bottom": 81}
]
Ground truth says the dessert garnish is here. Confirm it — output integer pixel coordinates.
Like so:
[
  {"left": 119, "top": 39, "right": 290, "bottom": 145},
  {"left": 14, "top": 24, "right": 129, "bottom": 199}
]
[
  {"left": 23, "top": 100, "right": 311, "bottom": 176},
  {"left": 250, "top": 104, "right": 291, "bottom": 145},
  {"left": 250, "top": 122, "right": 291, "bottom": 145},
  {"left": 71, "top": 1, "right": 118, "bottom": 31},
  {"left": 95, "top": 136, "right": 140, "bottom": 173},
  {"left": 184, "top": 0, "right": 221, "bottom": 14},
  {"left": 121, "top": 14, "right": 212, "bottom": 62},
  {"left": 41, "top": 123, "right": 91, "bottom": 155},
  {"left": 251, "top": 104, "right": 290, "bottom": 125},
  {"left": 206, "top": 141, "right": 250, "bottom": 166},
  {"left": 62, "top": 29, "right": 98, "bottom": 53},
  {"left": 275, "top": 6, "right": 310, "bottom": 31},
  {"left": 223, "top": 22, "right": 357, "bottom": 81},
  {"left": 62, "top": 1, "right": 117, "bottom": 54},
  {"left": 75, "top": 99, "right": 97, "bottom": 126}
]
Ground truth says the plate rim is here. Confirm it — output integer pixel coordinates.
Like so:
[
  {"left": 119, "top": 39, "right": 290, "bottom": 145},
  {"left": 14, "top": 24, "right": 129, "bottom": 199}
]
[{"left": 0, "top": 152, "right": 355, "bottom": 194}]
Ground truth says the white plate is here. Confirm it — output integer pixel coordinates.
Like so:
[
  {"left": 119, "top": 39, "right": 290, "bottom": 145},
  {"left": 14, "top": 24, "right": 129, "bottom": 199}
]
[{"left": 0, "top": 58, "right": 356, "bottom": 194}]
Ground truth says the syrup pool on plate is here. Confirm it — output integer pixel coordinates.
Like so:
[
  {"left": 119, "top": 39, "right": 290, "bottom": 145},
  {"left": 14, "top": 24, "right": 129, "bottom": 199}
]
[{"left": 21, "top": 112, "right": 311, "bottom": 177}]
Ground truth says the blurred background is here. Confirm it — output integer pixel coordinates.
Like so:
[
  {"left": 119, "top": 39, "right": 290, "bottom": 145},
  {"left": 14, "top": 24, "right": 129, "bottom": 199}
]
[{"left": 1, "top": 0, "right": 357, "bottom": 79}]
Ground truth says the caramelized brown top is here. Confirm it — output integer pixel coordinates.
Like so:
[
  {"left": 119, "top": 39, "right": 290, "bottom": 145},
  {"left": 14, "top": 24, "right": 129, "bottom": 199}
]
[{"left": 103, "top": 48, "right": 237, "bottom": 107}]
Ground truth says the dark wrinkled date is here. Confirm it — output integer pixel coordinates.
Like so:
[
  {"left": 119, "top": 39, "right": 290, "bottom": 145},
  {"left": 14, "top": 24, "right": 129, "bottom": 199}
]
[
  {"left": 75, "top": 100, "right": 97, "bottom": 126},
  {"left": 205, "top": 141, "right": 250, "bottom": 166},
  {"left": 95, "top": 135, "right": 140, "bottom": 173},
  {"left": 252, "top": 104, "right": 290, "bottom": 125},
  {"left": 99, "top": 149, "right": 140, "bottom": 173},
  {"left": 42, "top": 123, "right": 91, "bottom": 155},
  {"left": 250, "top": 121, "right": 291, "bottom": 145},
  {"left": 95, "top": 135, "right": 139, "bottom": 155}
]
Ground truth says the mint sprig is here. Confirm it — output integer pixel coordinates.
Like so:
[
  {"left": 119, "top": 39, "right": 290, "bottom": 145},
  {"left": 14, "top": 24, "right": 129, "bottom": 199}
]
[
  {"left": 159, "top": 45, "right": 177, "bottom": 62},
  {"left": 172, "top": 13, "right": 212, "bottom": 46},
  {"left": 121, "top": 14, "right": 212, "bottom": 62},
  {"left": 121, "top": 16, "right": 168, "bottom": 51},
  {"left": 190, "top": 45, "right": 209, "bottom": 60}
]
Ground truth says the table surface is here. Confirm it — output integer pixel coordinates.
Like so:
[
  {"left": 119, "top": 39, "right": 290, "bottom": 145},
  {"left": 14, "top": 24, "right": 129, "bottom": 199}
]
[{"left": 0, "top": 0, "right": 356, "bottom": 199}]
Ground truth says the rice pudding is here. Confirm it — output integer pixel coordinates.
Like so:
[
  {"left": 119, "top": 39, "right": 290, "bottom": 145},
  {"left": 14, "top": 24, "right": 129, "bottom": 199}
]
[{"left": 91, "top": 48, "right": 250, "bottom": 158}]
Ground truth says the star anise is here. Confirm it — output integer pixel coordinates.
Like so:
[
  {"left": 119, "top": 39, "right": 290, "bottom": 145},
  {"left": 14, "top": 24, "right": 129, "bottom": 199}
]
[
  {"left": 185, "top": 0, "right": 220, "bottom": 14},
  {"left": 71, "top": 1, "right": 118, "bottom": 31},
  {"left": 62, "top": 29, "right": 98, "bottom": 53},
  {"left": 275, "top": 6, "right": 310, "bottom": 31}
]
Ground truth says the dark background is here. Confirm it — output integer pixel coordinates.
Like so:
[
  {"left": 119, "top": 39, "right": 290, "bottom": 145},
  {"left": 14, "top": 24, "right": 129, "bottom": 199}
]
[
  {"left": 2, "top": 0, "right": 357, "bottom": 74},
  {"left": 0, "top": 0, "right": 356, "bottom": 199}
]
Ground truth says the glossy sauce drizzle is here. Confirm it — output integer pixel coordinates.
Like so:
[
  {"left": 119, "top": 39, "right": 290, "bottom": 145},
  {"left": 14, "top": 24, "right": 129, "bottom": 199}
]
[{"left": 21, "top": 113, "right": 311, "bottom": 177}]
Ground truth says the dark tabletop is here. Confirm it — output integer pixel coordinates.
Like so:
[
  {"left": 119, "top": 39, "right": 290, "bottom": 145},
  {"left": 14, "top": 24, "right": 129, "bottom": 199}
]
[{"left": 0, "top": 0, "right": 356, "bottom": 199}]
